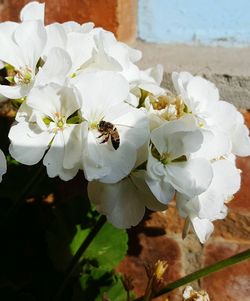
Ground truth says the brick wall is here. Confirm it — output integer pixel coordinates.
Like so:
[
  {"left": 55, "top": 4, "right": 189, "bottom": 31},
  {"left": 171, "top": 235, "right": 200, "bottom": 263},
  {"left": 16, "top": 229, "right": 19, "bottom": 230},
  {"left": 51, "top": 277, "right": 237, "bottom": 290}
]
[{"left": 0, "top": 0, "right": 137, "bottom": 42}]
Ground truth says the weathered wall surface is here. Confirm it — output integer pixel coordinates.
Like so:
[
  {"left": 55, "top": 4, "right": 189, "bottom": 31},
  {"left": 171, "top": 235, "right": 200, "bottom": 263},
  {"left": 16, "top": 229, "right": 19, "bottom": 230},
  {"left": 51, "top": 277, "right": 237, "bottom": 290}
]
[
  {"left": 138, "top": 0, "right": 250, "bottom": 46},
  {"left": 134, "top": 41, "right": 250, "bottom": 109}
]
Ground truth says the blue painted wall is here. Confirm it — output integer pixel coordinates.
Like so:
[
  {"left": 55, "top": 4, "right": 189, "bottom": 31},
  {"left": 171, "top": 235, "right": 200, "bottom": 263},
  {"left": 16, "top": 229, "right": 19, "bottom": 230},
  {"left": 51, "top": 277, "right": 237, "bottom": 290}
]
[{"left": 138, "top": 0, "right": 250, "bottom": 46}]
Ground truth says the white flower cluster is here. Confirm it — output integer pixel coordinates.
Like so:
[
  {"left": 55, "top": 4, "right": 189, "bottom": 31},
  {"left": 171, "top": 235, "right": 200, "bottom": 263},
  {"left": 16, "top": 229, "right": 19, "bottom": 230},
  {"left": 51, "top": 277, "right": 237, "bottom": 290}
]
[{"left": 1, "top": 2, "right": 250, "bottom": 243}]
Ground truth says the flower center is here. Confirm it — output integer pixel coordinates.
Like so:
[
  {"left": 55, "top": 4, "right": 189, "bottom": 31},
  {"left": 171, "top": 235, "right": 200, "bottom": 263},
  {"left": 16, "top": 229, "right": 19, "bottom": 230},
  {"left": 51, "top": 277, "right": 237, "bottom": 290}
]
[
  {"left": 147, "top": 93, "right": 186, "bottom": 121},
  {"left": 152, "top": 145, "right": 187, "bottom": 165},
  {"left": 14, "top": 67, "right": 32, "bottom": 85},
  {"left": 160, "top": 152, "right": 172, "bottom": 164},
  {"left": 152, "top": 146, "right": 172, "bottom": 164},
  {"left": 53, "top": 112, "right": 66, "bottom": 132}
]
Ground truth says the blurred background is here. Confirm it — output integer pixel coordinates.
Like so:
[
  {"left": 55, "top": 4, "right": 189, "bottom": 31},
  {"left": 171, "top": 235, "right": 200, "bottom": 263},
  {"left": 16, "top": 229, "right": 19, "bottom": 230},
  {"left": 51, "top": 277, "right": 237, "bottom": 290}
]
[
  {"left": 1, "top": 0, "right": 250, "bottom": 46},
  {"left": 0, "top": 1, "right": 249, "bottom": 301}
]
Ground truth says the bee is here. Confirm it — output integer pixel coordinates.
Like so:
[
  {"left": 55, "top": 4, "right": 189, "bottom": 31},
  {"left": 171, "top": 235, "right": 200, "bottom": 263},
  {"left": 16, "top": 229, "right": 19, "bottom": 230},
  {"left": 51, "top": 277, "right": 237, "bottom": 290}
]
[{"left": 97, "top": 120, "right": 120, "bottom": 150}]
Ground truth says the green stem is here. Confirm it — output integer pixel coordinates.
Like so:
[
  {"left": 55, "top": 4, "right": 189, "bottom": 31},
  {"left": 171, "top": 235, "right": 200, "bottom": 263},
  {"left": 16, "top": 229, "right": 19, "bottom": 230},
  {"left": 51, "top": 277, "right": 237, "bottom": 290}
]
[
  {"left": 53, "top": 215, "right": 107, "bottom": 301},
  {"left": 134, "top": 248, "right": 250, "bottom": 301}
]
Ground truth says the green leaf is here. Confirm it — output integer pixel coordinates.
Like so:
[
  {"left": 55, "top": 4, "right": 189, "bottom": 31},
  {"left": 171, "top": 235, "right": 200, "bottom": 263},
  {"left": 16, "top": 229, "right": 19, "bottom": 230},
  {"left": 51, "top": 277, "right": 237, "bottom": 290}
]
[
  {"left": 70, "top": 223, "right": 128, "bottom": 271},
  {"left": 102, "top": 277, "right": 127, "bottom": 301},
  {"left": 72, "top": 268, "right": 127, "bottom": 301}
]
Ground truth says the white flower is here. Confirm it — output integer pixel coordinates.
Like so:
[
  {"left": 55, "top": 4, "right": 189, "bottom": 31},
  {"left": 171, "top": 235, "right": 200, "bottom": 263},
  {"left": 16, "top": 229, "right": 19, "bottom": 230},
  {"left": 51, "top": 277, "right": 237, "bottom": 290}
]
[
  {"left": 191, "top": 128, "right": 231, "bottom": 161},
  {"left": 0, "top": 149, "right": 6, "bottom": 182},
  {"left": 0, "top": 19, "right": 46, "bottom": 99},
  {"left": 211, "top": 101, "right": 250, "bottom": 156},
  {"left": 9, "top": 84, "right": 83, "bottom": 180},
  {"left": 128, "top": 64, "right": 165, "bottom": 107},
  {"left": 176, "top": 158, "right": 241, "bottom": 243},
  {"left": 93, "top": 29, "right": 142, "bottom": 83},
  {"left": 73, "top": 71, "right": 149, "bottom": 183},
  {"left": 171, "top": 71, "right": 248, "bottom": 159},
  {"left": 183, "top": 286, "right": 210, "bottom": 301},
  {"left": 172, "top": 71, "right": 219, "bottom": 128},
  {"left": 88, "top": 170, "right": 166, "bottom": 229},
  {"left": 144, "top": 90, "right": 185, "bottom": 130},
  {"left": 146, "top": 115, "right": 213, "bottom": 204}
]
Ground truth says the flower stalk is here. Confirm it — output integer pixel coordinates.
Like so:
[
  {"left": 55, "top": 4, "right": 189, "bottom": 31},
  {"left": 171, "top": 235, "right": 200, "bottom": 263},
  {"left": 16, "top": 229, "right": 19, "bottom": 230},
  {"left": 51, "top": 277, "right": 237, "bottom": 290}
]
[{"left": 134, "top": 249, "right": 250, "bottom": 301}]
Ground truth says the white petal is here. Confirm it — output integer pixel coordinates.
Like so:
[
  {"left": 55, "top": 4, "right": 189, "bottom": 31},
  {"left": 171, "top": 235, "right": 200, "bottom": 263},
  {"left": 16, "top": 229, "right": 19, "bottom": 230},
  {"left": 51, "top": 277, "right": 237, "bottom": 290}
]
[
  {"left": 177, "top": 159, "right": 240, "bottom": 222},
  {"left": 232, "top": 123, "right": 250, "bottom": 156},
  {"left": 186, "top": 76, "right": 219, "bottom": 109},
  {"left": 134, "top": 142, "right": 149, "bottom": 169},
  {"left": 113, "top": 107, "right": 150, "bottom": 149},
  {"left": 20, "top": 1, "right": 45, "bottom": 22},
  {"left": 62, "top": 21, "right": 82, "bottom": 33},
  {"left": 167, "top": 158, "right": 213, "bottom": 198},
  {"left": 14, "top": 20, "right": 46, "bottom": 71},
  {"left": 0, "top": 84, "right": 31, "bottom": 99},
  {"left": 42, "top": 23, "right": 67, "bottom": 58},
  {"left": 192, "top": 129, "right": 231, "bottom": 160},
  {"left": 9, "top": 121, "right": 51, "bottom": 165},
  {"left": 212, "top": 101, "right": 237, "bottom": 132},
  {"left": 190, "top": 217, "right": 214, "bottom": 244},
  {"left": 63, "top": 21, "right": 94, "bottom": 34},
  {"left": 172, "top": 71, "right": 193, "bottom": 96},
  {"left": 83, "top": 130, "right": 136, "bottom": 183},
  {"left": 207, "top": 159, "right": 240, "bottom": 200},
  {"left": 67, "top": 32, "right": 95, "bottom": 72},
  {"left": 74, "top": 71, "right": 129, "bottom": 119},
  {"left": 36, "top": 47, "right": 72, "bottom": 86},
  {"left": 148, "top": 64, "right": 164, "bottom": 85},
  {"left": 43, "top": 131, "right": 79, "bottom": 181},
  {"left": 124, "top": 44, "right": 142, "bottom": 63},
  {"left": 62, "top": 124, "right": 84, "bottom": 170},
  {"left": 176, "top": 193, "right": 194, "bottom": 218},
  {"left": 145, "top": 175, "right": 175, "bottom": 205},
  {"left": 81, "top": 37, "right": 122, "bottom": 73},
  {"left": 146, "top": 151, "right": 166, "bottom": 180},
  {"left": 0, "top": 22, "right": 23, "bottom": 69},
  {"left": 150, "top": 115, "right": 202, "bottom": 157},
  {"left": 139, "top": 82, "right": 165, "bottom": 96},
  {"left": 27, "top": 84, "right": 79, "bottom": 119},
  {"left": 131, "top": 170, "right": 167, "bottom": 211},
  {"left": 0, "top": 149, "right": 7, "bottom": 182},
  {"left": 88, "top": 179, "right": 145, "bottom": 229},
  {"left": 126, "top": 92, "right": 139, "bottom": 107},
  {"left": 96, "top": 143, "right": 136, "bottom": 183},
  {"left": 15, "top": 101, "right": 34, "bottom": 122}
]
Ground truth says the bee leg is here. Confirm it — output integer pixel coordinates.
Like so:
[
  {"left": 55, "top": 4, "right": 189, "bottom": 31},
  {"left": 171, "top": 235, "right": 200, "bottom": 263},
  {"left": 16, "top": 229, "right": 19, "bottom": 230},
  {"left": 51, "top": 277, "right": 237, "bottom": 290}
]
[
  {"left": 97, "top": 133, "right": 105, "bottom": 138},
  {"left": 100, "top": 136, "right": 109, "bottom": 144}
]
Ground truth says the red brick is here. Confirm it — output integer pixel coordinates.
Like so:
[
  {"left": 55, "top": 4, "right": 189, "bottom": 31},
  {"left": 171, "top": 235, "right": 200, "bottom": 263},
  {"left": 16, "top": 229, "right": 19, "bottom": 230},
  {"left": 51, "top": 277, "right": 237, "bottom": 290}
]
[
  {"left": 0, "top": 0, "right": 136, "bottom": 42},
  {"left": 148, "top": 208, "right": 185, "bottom": 237},
  {"left": 229, "top": 157, "right": 250, "bottom": 215},
  {"left": 213, "top": 211, "right": 250, "bottom": 242},
  {"left": 241, "top": 110, "right": 250, "bottom": 129},
  {"left": 202, "top": 242, "right": 250, "bottom": 301},
  {"left": 117, "top": 231, "right": 183, "bottom": 300},
  {"left": 228, "top": 110, "right": 250, "bottom": 215}
]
